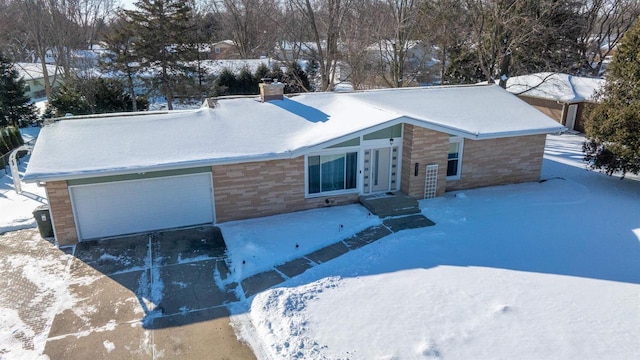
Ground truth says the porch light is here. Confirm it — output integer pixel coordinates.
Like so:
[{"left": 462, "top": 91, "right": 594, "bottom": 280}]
[{"left": 389, "top": 138, "right": 394, "bottom": 146}]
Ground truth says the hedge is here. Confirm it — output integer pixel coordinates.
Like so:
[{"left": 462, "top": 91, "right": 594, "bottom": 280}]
[{"left": 0, "top": 126, "right": 24, "bottom": 156}]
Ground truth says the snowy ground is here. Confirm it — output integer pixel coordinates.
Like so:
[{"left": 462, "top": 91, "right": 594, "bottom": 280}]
[
  {"left": 0, "top": 127, "right": 47, "bottom": 234},
  {"left": 227, "top": 133, "right": 640, "bottom": 360},
  {"left": 219, "top": 205, "right": 381, "bottom": 281},
  {"left": 0, "top": 131, "right": 638, "bottom": 359}
]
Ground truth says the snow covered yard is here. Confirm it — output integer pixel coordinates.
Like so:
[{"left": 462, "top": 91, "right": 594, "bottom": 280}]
[
  {"left": 0, "top": 127, "right": 47, "bottom": 234},
  {"left": 229, "top": 133, "right": 640, "bottom": 360}
]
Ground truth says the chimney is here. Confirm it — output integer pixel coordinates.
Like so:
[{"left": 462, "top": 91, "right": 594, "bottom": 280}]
[{"left": 259, "top": 78, "right": 285, "bottom": 102}]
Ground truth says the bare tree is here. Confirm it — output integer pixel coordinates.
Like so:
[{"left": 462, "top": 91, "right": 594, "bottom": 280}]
[
  {"left": 5, "top": 0, "right": 116, "bottom": 99},
  {"left": 463, "top": 0, "right": 546, "bottom": 87},
  {"left": 578, "top": 0, "right": 640, "bottom": 76},
  {"left": 210, "top": 0, "right": 279, "bottom": 58},
  {"left": 373, "top": 0, "right": 425, "bottom": 87},
  {"left": 339, "top": 0, "right": 380, "bottom": 89},
  {"left": 420, "top": 0, "right": 470, "bottom": 84},
  {"left": 287, "top": 0, "right": 352, "bottom": 91}
]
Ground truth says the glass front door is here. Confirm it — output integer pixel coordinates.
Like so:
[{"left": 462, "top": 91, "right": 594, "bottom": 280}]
[{"left": 370, "top": 147, "right": 391, "bottom": 193}]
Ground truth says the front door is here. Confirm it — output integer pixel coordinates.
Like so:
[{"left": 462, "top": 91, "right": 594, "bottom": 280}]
[
  {"left": 565, "top": 104, "right": 578, "bottom": 130},
  {"left": 370, "top": 147, "right": 391, "bottom": 193}
]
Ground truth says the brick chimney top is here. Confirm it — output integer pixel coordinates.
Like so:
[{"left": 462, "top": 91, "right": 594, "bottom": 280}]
[{"left": 259, "top": 79, "right": 285, "bottom": 102}]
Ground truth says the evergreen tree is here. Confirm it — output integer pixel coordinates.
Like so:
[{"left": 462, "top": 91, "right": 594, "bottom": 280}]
[
  {"left": 254, "top": 63, "right": 270, "bottom": 82},
  {"left": 583, "top": 18, "right": 640, "bottom": 178},
  {"left": 49, "top": 82, "right": 91, "bottom": 116},
  {"left": 284, "top": 61, "right": 310, "bottom": 93},
  {"left": 0, "top": 54, "right": 38, "bottom": 127},
  {"left": 213, "top": 68, "right": 238, "bottom": 96},
  {"left": 305, "top": 60, "right": 319, "bottom": 91},
  {"left": 267, "top": 65, "right": 285, "bottom": 83},
  {"left": 125, "top": 0, "right": 195, "bottom": 110},
  {"left": 102, "top": 14, "right": 140, "bottom": 111},
  {"left": 444, "top": 45, "right": 486, "bottom": 85},
  {"left": 50, "top": 78, "right": 148, "bottom": 116},
  {"left": 237, "top": 66, "right": 257, "bottom": 95}
]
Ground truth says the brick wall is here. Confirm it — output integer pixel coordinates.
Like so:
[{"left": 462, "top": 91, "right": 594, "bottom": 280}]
[
  {"left": 45, "top": 181, "right": 78, "bottom": 245},
  {"left": 446, "top": 134, "right": 546, "bottom": 191},
  {"left": 212, "top": 157, "right": 359, "bottom": 222},
  {"left": 400, "top": 124, "right": 448, "bottom": 198}
]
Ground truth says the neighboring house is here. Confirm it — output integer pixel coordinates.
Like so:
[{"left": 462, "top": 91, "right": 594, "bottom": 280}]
[
  {"left": 275, "top": 41, "right": 322, "bottom": 61},
  {"left": 503, "top": 73, "right": 605, "bottom": 132},
  {"left": 24, "top": 83, "right": 564, "bottom": 245},
  {"left": 211, "top": 40, "right": 241, "bottom": 60},
  {"left": 366, "top": 40, "right": 440, "bottom": 84},
  {"left": 14, "top": 63, "right": 64, "bottom": 100}
]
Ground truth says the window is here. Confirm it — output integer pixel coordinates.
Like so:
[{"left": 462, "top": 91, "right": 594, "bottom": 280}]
[
  {"left": 308, "top": 152, "right": 358, "bottom": 194},
  {"left": 447, "top": 137, "right": 463, "bottom": 179}
]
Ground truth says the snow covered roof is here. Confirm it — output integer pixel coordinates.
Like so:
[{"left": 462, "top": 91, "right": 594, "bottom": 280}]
[
  {"left": 196, "top": 59, "right": 274, "bottom": 76},
  {"left": 14, "top": 63, "right": 61, "bottom": 81},
  {"left": 24, "top": 84, "right": 564, "bottom": 182},
  {"left": 504, "top": 73, "right": 605, "bottom": 103},
  {"left": 213, "top": 40, "right": 236, "bottom": 47}
]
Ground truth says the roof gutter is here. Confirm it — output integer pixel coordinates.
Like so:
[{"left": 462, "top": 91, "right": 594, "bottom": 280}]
[{"left": 23, "top": 152, "right": 295, "bottom": 183}]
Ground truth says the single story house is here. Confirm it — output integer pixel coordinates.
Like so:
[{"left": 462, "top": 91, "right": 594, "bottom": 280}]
[
  {"left": 15, "top": 62, "right": 64, "bottom": 100},
  {"left": 503, "top": 72, "right": 605, "bottom": 132},
  {"left": 210, "top": 40, "right": 241, "bottom": 60},
  {"left": 24, "top": 83, "right": 564, "bottom": 245}
]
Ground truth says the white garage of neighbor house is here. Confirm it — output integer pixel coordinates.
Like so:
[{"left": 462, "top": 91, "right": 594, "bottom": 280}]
[{"left": 24, "top": 83, "right": 564, "bottom": 245}]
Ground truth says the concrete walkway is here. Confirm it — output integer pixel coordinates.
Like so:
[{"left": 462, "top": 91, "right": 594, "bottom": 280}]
[{"left": 239, "top": 214, "right": 435, "bottom": 298}]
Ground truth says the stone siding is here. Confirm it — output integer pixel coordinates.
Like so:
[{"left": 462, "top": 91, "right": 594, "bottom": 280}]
[
  {"left": 45, "top": 181, "right": 78, "bottom": 245},
  {"left": 446, "top": 134, "right": 546, "bottom": 191},
  {"left": 212, "top": 157, "right": 359, "bottom": 222},
  {"left": 400, "top": 124, "right": 448, "bottom": 198}
]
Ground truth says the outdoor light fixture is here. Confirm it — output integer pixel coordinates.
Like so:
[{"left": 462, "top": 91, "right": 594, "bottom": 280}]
[{"left": 389, "top": 138, "right": 394, "bottom": 146}]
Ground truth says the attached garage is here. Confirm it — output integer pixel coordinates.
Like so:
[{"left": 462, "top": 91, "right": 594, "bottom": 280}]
[{"left": 69, "top": 172, "right": 215, "bottom": 241}]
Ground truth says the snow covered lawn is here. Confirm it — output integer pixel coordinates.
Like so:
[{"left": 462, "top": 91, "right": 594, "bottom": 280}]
[
  {"left": 219, "top": 205, "right": 381, "bottom": 280},
  {"left": 230, "top": 133, "right": 640, "bottom": 359},
  {"left": 0, "top": 127, "right": 47, "bottom": 234}
]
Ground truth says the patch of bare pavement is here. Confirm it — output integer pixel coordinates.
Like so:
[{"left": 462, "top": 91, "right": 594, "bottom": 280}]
[{"left": 0, "top": 227, "right": 255, "bottom": 360}]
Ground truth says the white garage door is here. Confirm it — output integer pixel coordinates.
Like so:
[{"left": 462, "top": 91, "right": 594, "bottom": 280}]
[{"left": 70, "top": 173, "right": 215, "bottom": 240}]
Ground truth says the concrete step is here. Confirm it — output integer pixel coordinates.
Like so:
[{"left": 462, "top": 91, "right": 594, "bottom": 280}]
[{"left": 359, "top": 192, "right": 420, "bottom": 218}]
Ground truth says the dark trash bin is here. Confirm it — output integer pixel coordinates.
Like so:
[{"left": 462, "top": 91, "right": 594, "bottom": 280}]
[{"left": 33, "top": 205, "right": 54, "bottom": 238}]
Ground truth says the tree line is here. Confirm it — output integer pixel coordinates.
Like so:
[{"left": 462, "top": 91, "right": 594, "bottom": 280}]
[
  {"left": 0, "top": 0, "right": 637, "bottom": 182},
  {"left": 0, "top": 0, "right": 637, "bottom": 101}
]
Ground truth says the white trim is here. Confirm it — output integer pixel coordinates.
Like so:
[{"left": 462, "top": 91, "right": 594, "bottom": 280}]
[{"left": 446, "top": 137, "right": 464, "bottom": 180}]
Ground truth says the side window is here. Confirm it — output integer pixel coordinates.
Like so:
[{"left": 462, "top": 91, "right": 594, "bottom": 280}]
[{"left": 447, "top": 137, "right": 463, "bottom": 179}]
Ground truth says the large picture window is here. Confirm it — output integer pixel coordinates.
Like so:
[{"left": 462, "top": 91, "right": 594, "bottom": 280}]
[
  {"left": 308, "top": 152, "right": 358, "bottom": 194},
  {"left": 447, "top": 137, "right": 463, "bottom": 179}
]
